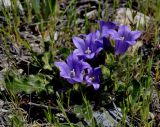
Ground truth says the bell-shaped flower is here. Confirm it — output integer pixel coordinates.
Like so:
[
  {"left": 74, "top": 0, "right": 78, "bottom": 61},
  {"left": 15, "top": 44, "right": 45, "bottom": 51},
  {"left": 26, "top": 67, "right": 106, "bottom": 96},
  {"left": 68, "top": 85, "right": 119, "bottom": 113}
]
[
  {"left": 98, "top": 20, "right": 118, "bottom": 49},
  {"left": 108, "top": 25, "right": 141, "bottom": 55},
  {"left": 85, "top": 67, "right": 101, "bottom": 90},
  {"left": 99, "top": 20, "right": 118, "bottom": 37},
  {"left": 54, "top": 53, "right": 91, "bottom": 84},
  {"left": 73, "top": 31, "right": 103, "bottom": 59}
]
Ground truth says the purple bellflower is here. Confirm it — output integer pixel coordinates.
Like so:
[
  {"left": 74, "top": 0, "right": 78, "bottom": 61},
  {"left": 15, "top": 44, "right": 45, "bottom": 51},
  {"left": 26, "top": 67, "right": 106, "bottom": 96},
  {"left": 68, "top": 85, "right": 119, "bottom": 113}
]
[
  {"left": 85, "top": 67, "right": 101, "bottom": 90},
  {"left": 73, "top": 30, "right": 103, "bottom": 59},
  {"left": 103, "top": 25, "right": 142, "bottom": 55},
  {"left": 99, "top": 20, "right": 118, "bottom": 37},
  {"left": 54, "top": 53, "right": 91, "bottom": 84},
  {"left": 99, "top": 20, "right": 118, "bottom": 50},
  {"left": 112, "top": 25, "right": 141, "bottom": 55}
]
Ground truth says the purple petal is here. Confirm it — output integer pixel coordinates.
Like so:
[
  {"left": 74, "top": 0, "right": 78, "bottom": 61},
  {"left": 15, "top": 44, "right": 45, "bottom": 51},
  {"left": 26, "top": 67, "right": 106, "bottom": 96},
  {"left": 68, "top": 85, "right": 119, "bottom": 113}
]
[
  {"left": 102, "top": 29, "right": 119, "bottom": 39},
  {"left": 91, "top": 30, "right": 100, "bottom": 42},
  {"left": 115, "top": 40, "right": 129, "bottom": 55},
  {"left": 103, "top": 37, "right": 112, "bottom": 49},
  {"left": 73, "top": 49, "right": 84, "bottom": 56},
  {"left": 54, "top": 62, "right": 70, "bottom": 78},
  {"left": 93, "top": 41, "right": 103, "bottom": 54},
  {"left": 72, "top": 37, "right": 85, "bottom": 51},
  {"left": 118, "top": 25, "right": 131, "bottom": 37},
  {"left": 85, "top": 33, "right": 92, "bottom": 45},
  {"left": 130, "top": 31, "right": 141, "bottom": 41},
  {"left": 95, "top": 47, "right": 103, "bottom": 54},
  {"left": 96, "top": 38, "right": 103, "bottom": 44},
  {"left": 99, "top": 20, "right": 117, "bottom": 35},
  {"left": 85, "top": 75, "right": 92, "bottom": 84},
  {"left": 93, "top": 67, "right": 101, "bottom": 83},
  {"left": 126, "top": 41, "right": 136, "bottom": 45},
  {"left": 73, "top": 75, "right": 84, "bottom": 82},
  {"left": 85, "top": 67, "right": 101, "bottom": 86},
  {"left": 81, "top": 61, "right": 92, "bottom": 70},
  {"left": 92, "top": 83, "right": 100, "bottom": 90},
  {"left": 74, "top": 61, "right": 91, "bottom": 82},
  {"left": 66, "top": 53, "right": 79, "bottom": 67},
  {"left": 67, "top": 79, "right": 76, "bottom": 84},
  {"left": 86, "top": 53, "right": 95, "bottom": 59},
  {"left": 94, "top": 67, "right": 101, "bottom": 75}
]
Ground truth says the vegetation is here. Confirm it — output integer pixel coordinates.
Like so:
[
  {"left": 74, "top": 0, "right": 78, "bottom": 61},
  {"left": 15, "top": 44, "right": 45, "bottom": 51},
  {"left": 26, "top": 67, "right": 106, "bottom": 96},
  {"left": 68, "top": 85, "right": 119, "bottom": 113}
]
[{"left": 0, "top": 0, "right": 160, "bottom": 127}]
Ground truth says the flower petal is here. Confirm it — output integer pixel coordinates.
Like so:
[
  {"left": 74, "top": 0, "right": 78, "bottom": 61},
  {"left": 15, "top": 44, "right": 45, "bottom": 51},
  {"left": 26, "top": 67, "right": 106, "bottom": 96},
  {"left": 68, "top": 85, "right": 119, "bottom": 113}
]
[
  {"left": 54, "top": 62, "right": 70, "bottom": 78},
  {"left": 67, "top": 79, "right": 76, "bottom": 84},
  {"left": 126, "top": 41, "right": 136, "bottom": 45},
  {"left": 85, "top": 75, "right": 92, "bottom": 84},
  {"left": 85, "top": 67, "right": 101, "bottom": 90},
  {"left": 99, "top": 20, "right": 117, "bottom": 36},
  {"left": 86, "top": 53, "right": 95, "bottom": 59},
  {"left": 73, "top": 49, "right": 84, "bottom": 56},
  {"left": 130, "top": 31, "right": 142, "bottom": 41},
  {"left": 92, "top": 41, "right": 103, "bottom": 54},
  {"left": 91, "top": 30, "right": 100, "bottom": 42},
  {"left": 72, "top": 37, "right": 85, "bottom": 51},
  {"left": 85, "top": 33, "right": 92, "bottom": 46},
  {"left": 81, "top": 61, "right": 92, "bottom": 70},
  {"left": 94, "top": 67, "right": 101, "bottom": 75},
  {"left": 66, "top": 53, "right": 79, "bottom": 68},
  {"left": 103, "top": 29, "right": 119, "bottom": 39},
  {"left": 118, "top": 25, "right": 131, "bottom": 37},
  {"left": 103, "top": 37, "right": 112, "bottom": 50},
  {"left": 73, "top": 75, "right": 84, "bottom": 82},
  {"left": 92, "top": 83, "right": 100, "bottom": 90},
  {"left": 115, "top": 40, "right": 129, "bottom": 55}
]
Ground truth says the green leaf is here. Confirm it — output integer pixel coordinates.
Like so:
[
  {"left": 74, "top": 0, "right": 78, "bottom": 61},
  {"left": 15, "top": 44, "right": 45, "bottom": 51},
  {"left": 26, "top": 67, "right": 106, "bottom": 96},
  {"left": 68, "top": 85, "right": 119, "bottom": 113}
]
[
  {"left": 59, "top": 47, "right": 70, "bottom": 59},
  {"left": 100, "top": 65, "right": 110, "bottom": 79},
  {"left": 105, "top": 53, "right": 115, "bottom": 66},
  {"left": 42, "top": 52, "right": 52, "bottom": 70},
  {"left": 45, "top": 0, "right": 57, "bottom": 16},
  {"left": 32, "top": 0, "right": 57, "bottom": 20},
  {"left": 5, "top": 71, "right": 49, "bottom": 94},
  {"left": 32, "top": 0, "right": 40, "bottom": 14},
  {"left": 131, "top": 79, "right": 141, "bottom": 101}
]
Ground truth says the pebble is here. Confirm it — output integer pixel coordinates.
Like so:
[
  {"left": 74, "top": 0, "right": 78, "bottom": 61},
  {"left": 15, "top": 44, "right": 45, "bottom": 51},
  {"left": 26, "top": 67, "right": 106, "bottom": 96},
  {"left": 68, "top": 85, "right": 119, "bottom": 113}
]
[
  {"left": 77, "top": 0, "right": 99, "bottom": 6},
  {"left": 0, "top": 0, "right": 24, "bottom": 14},
  {"left": 115, "top": 8, "right": 151, "bottom": 27},
  {"left": 93, "top": 110, "right": 117, "bottom": 127},
  {"left": 54, "top": 31, "right": 59, "bottom": 41},
  {"left": 86, "top": 9, "right": 98, "bottom": 20}
]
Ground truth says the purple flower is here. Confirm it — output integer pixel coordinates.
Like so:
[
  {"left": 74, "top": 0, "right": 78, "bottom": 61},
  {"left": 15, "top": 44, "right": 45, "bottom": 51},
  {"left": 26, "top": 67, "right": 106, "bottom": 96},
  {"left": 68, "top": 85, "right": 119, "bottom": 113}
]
[
  {"left": 54, "top": 53, "right": 91, "bottom": 84},
  {"left": 98, "top": 20, "right": 118, "bottom": 49},
  {"left": 73, "top": 30, "right": 103, "bottom": 59},
  {"left": 109, "top": 25, "right": 141, "bottom": 55},
  {"left": 85, "top": 67, "right": 101, "bottom": 90},
  {"left": 99, "top": 20, "right": 118, "bottom": 37}
]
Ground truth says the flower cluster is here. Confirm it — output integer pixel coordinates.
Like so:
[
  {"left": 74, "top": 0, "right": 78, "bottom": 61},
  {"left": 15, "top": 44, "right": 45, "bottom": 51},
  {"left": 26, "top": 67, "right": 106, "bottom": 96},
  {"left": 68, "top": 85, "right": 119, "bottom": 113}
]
[
  {"left": 55, "top": 53, "right": 101, "bottom": 90},
  {"left": 54, "top": 20, "right": 141, "bottom": 90}
]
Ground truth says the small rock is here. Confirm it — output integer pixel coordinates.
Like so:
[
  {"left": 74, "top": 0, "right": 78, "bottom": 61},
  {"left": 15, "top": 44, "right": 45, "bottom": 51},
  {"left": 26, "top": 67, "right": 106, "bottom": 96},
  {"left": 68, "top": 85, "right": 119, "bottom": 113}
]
[
  {"left": 86, "top": 10, "right": 98, "bottom": 20},
  {"left": 44, "top": 35, "right": 51, "bottom": 42},
  {"left": 76, "top": 18, "right": 85, "bottom": 25},
  {"left": 77, "top": 0, "right": 99, "bottom": 6},
  {"left": 93, "top": 110, "right": 117, "bottom": 127},
  {"left": 0, "top": 0, "right": 24, "bottom": 14},
  {"left": 92, "top": 106, "right": 130, "bottom": 127},
  {"left": 30, "top": 43, "right": 44, "bottom": 54},
  {"left": 149, "top": 112, "right": 155, "bottom": 120},
  {"left": 0, "top": 0, "right": 12, "bottom": 8},
  {"left": 115, "top": 8, "right": 150, "bottom": 27},
  {"left": 54, "top": 31, "right": 59, "bottom": 41},
  {"left": 0, "top": 71, "right": 3, "bottom": 81}
]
